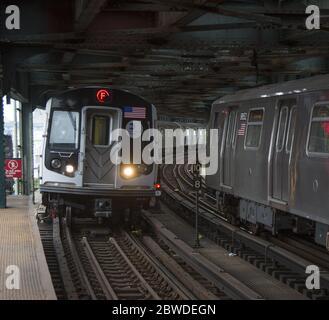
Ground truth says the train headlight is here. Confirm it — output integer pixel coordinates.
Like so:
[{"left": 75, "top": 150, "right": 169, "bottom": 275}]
[
  {"left": 122, "top": 165, "right": 136, "bottom": 179},
  {"left": 51, "top": 159, "right": 62, "bottom": 169},
  {"left": 65, "top": 165, "right": 75, "bottom": 174}
]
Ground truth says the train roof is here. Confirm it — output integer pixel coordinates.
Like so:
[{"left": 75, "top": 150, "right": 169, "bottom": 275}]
[
  {"left": 215, "top": 74, "right": 329, "bottom": 105},
  {"left": 48, "top": 86, "right": 154, "bottom": 111}
]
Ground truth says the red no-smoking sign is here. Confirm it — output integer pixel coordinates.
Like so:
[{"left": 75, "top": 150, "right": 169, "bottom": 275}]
[{"left": 5, "top": 159, "right": 22, "bottom": 179}]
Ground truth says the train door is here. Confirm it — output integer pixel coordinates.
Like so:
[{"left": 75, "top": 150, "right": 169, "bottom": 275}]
[
  {"left": 272, "top": 100, "right": 296, "bottom": 202},
  {"left": 82, "top": 108, "right": 120, "bottom": 187},
  {"left": 221, "top": 109, "right": 238, "bottom": 188}
]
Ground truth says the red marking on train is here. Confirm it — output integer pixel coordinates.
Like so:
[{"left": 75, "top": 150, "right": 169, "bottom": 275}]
[
  {"left": 154, "top": 183, "right": 161, "bottom": 189},
  {"left": 96, "top": 89, "right": 110, "bottom": 103},
  {"left": 321, "top": 122, "right": 329, "bottom": 135}
]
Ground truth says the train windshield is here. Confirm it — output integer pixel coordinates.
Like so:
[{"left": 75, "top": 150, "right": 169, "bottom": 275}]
[
  {"left": 49, "top": 111, "right": 80, "bottom": 150},
  {"left": 308, "top": 105, "right": 329, "bottom": 155}
]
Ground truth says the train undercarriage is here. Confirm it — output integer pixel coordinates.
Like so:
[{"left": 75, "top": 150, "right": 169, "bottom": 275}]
[
  {"left": 216, "top": 191, "right": 329, "bottom": 250},
  {"left": 40, "top": 190, "right": 158, "bottom": 228}
]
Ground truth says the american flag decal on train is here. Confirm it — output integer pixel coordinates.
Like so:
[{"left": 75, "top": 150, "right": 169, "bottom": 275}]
[
  {"left": 124, "top": 107, "right": 146, "bottom": 119},
  {"left": 237, "top": 122, "right": 247, "bottom": 136}
]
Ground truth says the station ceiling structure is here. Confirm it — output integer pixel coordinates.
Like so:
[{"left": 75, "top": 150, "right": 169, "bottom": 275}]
[{"left": 1, "top": 0, "right": 329, "bottom": 122}]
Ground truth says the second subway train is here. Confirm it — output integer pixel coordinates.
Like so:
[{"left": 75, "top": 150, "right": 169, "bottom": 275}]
[{"left": 207, "top": 74, "right": 329, "bottom": 248}]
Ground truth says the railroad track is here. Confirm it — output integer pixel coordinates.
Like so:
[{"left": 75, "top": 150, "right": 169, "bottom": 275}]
[
  {"left": 61, "top": 221, "right": 191, "bottom": 300},
  {"left": 40, "top": 212, "right": 266, "bottom": 300},
  {"left": 160, "top": 162, "right": 329, "bottom": 300},
  {"left": 141, "top": 211, "right": 264, "bottom": 300},
  {"left": 76, "top": 231, "right": 184, "bottom": 300},
  {"left": 179, "top": 162, "right": 329, "bottom": 271},
  {"left": 38, "top": 222, "right": 67, "bottom": 300},
  {"left": 271, "top": 235, "right": 329, "bottom": 271},
  {"left": 44, "top": 214, "right": 257, "bottom": 300},
  {"left": 162, "top": 164, "right": 226, "bottom": 221},
  {"left": 38, "top": 159, "right": 329, "bottom": 300}
]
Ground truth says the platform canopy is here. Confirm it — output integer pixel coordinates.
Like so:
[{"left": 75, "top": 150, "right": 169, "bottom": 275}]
[{"left": 1, "top": 0, "right": 329, "bottom": 121}]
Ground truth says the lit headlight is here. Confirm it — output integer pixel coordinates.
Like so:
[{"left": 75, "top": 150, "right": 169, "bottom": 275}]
[
  {"left": 65, "top": 165, "right": 75, "bottom": 174},
  {"left": 51, "top": 159, "right": 62, "bottom": 169},
  {"left": 122, "top": 165, "right": 136, "bottom": 179}
]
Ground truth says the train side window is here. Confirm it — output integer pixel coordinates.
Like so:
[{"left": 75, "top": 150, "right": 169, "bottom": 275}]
[
  {"left": 92, "top": 115, "right": 110, "bottom": 146},
  {"left": 276, "top": 107, "right": 288, "bottom": 152},
  {"left": 213, "top": 112, "right": 220, "bottom": 128},
  {"left": 226, "top": 111, "right": 236, "bottom": 147},
  {"left": 308, "top": 104, "right": 329, "bottom": 155},
  {"left": 286, "top": 107, "right": 297, "bottom": 153},
  {"left": 245, "top": 109, "right": 264, "bottom": 149},
  {"left": 232, "top": 112, "right": 238, "bottom": 147}
]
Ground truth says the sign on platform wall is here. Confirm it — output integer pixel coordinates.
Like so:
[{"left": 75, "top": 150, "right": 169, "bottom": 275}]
[{"left": 5, "top": 159, "right": 22, "bottom": 179}]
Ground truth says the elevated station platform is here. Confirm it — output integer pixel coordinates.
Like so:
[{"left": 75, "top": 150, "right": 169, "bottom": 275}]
[{"left": 0, "top": 196, "right": 56, "bottom": 300}]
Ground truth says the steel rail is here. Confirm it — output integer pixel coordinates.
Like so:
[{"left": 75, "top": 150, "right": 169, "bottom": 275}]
[
  {"left": 124, "top": 232, "right": 193, "bottom": 300},
  {"left": 63, "top": 222, "right": 97, "bottom": 300},
  {"left": 142, "top": 235, "right": 220, "bottom": 300},
  {"left": 52, "top": 218, "right": 79, "bottom": 300},
  {"left": 81, "top": 237, "right": 118, "bottom": 300},
  {"left": 109, "top": 237, "right": 161, "bottom": 300},
  {"left": 161, "top": 164, "right": 329, "bottom": 293},
  {"left": 142, "top": 211, "right": 263, "bottom": 300}
]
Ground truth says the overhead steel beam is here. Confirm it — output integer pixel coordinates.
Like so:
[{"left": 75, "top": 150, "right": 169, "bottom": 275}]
[
  {"left": 2, "top": 21, "right": 259, "bottom": 43},
  {"left": 75, "top": 0, "right": 108, "bottom": 32},
  {"left": 19, "top": 62, "right": 129, "bottom": 71},
  {"left": 173, "top": 0, "right": 212, "bottom": 27},
  {"left": 180, "top": 22, "right": 258, "bottom": 32},
  {"left": 174, "top": 9, "right": 207, "bottom": 27},
  {"left": 61, "top": 51, "right": 77, "bottom": 64},
  {"left": 104, "top": 3, "right": 176, "bottom": 12},
  {"left": 30, "top": 78, "right": 113, "bottom": 85},
  {"left": 61, "top": 51, "right": 77, "bottom": 81},
  {"left": 1, "top": 32, "right": 83, "bottom": 42},
  {"left": 148, "top": 0, "right": 282, "bottom": 25}
]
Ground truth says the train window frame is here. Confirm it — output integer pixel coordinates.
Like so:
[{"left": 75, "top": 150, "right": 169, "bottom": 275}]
[
  {"left": 90, "top": 114, "right": 113, "bottom": 147},
  {"left": 48, "top": 109, "right": 80, "bottom": 151},
  {"left": 275, "top": 106, "right": 289, "bottom": 153},
  {"left": 285, "top": 106, "right": 297, "bottom": 154},
  {"left": 306, "top": 102, "right": 329, "bottom": 158},
  {"left": 213, "top": 112, "right": 220, "bottom": 128},
  {"left": 232, "top": 112, "right": 239, "bottom": 148},
  {"left": 244, "top": 108, "right": 265, "bottom": 150},
  {"left": 225, "top": 111, "right": 236, "bottom": 147}
]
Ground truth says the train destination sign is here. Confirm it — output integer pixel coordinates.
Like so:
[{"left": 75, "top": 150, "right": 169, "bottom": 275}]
[{"left": 5, "top": 159, "right": 22, "bottom": 179}]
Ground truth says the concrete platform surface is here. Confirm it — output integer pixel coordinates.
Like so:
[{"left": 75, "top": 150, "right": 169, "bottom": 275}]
[{"left": 0, "top": 196, "right": 56, "bottom": 300}]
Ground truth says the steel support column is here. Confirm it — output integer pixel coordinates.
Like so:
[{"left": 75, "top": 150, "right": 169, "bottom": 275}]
[
  {"left": 21, "top": 103, "right": 33, "bottom": 195},
  {"left": 0, "top": 95, "right": 6, "bottom": 208}
]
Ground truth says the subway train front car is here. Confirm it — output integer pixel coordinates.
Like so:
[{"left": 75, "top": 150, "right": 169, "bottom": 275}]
[{"left": 40, "top": 87, "right": 159, "bottom": 225}]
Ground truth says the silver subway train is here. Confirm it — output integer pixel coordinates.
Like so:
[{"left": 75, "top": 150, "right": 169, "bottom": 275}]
[
  {"left": 206, "top": 74, "right": 329, "bottom": 248},
  {"left": 40, "top": 87, "right": 160, "bottom": 223}
]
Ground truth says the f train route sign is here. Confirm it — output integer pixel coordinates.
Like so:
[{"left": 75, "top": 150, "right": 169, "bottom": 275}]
[{"left": 5, "top": 159, "right": 22, "bottom": 179}]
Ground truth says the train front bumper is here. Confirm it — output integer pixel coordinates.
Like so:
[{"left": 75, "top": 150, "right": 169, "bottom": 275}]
[{"left": 40, "top": 184, "right": 161, "bottom": 197}]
